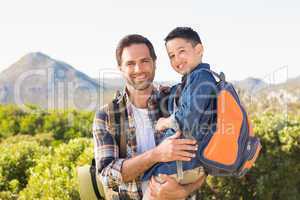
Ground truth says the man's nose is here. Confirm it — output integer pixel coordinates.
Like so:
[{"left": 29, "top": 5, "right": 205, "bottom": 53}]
[{"left": 133, "top": 63, "right": 142, "bottom": 73}]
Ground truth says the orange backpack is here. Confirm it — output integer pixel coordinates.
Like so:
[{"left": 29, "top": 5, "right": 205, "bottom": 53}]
[{"left": 198, "top": 69, "right": 262, "bottom": 177}]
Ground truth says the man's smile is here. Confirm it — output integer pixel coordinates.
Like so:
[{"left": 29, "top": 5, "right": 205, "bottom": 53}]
[{"left": 132, "top": 73, "right": 147, "bottom": 81}]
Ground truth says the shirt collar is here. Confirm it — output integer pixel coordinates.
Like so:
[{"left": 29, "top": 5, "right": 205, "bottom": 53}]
[
  {"left": 114, "top": 84, "right": 160, "bottom": 106},
  {"left": 182, "top": 62, "right": 211, "bottom": 83}
]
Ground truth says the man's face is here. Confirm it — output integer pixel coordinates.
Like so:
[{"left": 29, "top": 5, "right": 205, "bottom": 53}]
[
  {"left": 166, "top": 38, "right": 203, "bottom": 75},
  {"left": 119, "top": 43, "right": 155, "bottom": 90}
]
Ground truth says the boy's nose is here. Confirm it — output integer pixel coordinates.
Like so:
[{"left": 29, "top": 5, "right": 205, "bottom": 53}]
[{"left": 174, "top": 56, "right": 182, "bottom": 65}]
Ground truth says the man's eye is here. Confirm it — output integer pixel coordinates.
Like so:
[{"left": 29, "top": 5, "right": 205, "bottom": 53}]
[
  {"left": 127, "top": 62, "right": 134, "bottom": 66},
  {"left": 169, "top": 55, "right": 175, "bottom": 59}
]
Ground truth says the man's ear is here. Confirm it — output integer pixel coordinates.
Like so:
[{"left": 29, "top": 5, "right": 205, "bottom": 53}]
[
  {"left": 118, "top": 64, "right": 123, "bottom": 72},
  {"left": 153, "top": 61, "right": 157, "bottom": 69}
]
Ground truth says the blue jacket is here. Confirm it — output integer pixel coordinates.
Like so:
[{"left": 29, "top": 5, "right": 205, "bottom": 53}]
[
  {"left": 167, "top": 63, "right": 217, "bottom": 141},
  {"left": 142, "top": 63, "right": 218, "bottom": 180}
]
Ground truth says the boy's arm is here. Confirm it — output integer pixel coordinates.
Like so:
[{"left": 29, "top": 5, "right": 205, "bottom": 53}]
[{"left": 169, "top": 71, "right": 217, "bottom": 134}]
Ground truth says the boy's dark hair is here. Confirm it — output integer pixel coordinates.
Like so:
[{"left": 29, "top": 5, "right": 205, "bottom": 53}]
[
  {"left": 164, "top": 27, "right": 202, "bottom": 46},
  {"left": 116, "top": 34, "right": 157, "bottom": 66}
]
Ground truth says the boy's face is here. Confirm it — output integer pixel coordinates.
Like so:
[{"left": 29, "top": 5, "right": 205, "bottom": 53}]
[{"left": 166, "top": 38, "right": 203, "bottom": 75}]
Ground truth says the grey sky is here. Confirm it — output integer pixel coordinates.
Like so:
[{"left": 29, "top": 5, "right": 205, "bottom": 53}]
[{"left": 0, "top": 0, "right": 299, "bottom": 82}]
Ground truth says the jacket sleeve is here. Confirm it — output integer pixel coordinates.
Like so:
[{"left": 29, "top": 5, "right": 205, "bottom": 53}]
[{"left": 169, "top": 70, "right": 217, "bottom": 136}]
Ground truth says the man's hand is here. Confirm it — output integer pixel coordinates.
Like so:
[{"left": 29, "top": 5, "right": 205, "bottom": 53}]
[
  {"left": 148, "top": 174, "right": 206, "bottom": 200},
  {"left": 121, "top": 131, "right": 196, "bottom": 182},
  {"left": 148, "top": 175, "right": 186, "bottom": 200},
  {"left": 153, "top": 131, "right": 198, "bottom": 163}
]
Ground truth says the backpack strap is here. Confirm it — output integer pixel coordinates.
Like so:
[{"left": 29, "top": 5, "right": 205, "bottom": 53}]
[
  {"left": 200, "top": 68, "right": 226, "bottom": 82},
  {"left": 116, "top": 98, "right": 127, "bottom": 158},
  {"left": 108, "top": 96, "right": 127, "bottom": 158},
  {"left": 174, "top": 68, "right": 225, "bottom": 108},
  {"left": 90, "top": 159, "right": 105, "bottom": 200}
]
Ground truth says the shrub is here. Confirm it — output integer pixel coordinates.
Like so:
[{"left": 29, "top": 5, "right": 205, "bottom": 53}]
[
  {"left": 18, "top": 138, "right": 93, "bottom": 200},
  {"left": 0, "top": 138, "right": 49, "bottom": 199}
]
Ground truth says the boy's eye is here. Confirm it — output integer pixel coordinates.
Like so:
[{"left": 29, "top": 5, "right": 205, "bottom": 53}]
[{"left": 169, "top": 55, "right": 175, "bottom": 59}]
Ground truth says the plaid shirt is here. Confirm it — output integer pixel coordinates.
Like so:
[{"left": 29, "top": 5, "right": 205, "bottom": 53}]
[{"left": 93, "top": 85, "right": 199, "bottom": 200}]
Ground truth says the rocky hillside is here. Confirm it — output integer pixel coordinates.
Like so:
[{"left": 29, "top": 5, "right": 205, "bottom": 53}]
[
  {"left": 0, "top": 52, "right": 299, "bottom": 112},
  {"left": 0, "top": 52, "right": 104, "bottom": 110}
]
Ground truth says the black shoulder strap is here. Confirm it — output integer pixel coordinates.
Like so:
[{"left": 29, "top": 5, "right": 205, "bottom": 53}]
[
  {"left": 200, "top": 68, "right": 226, "bottom": 82},
  {"left": 119, "top": 98, "right": 128, "bottom": 159},
  {"left": 112, "top": 99, "right": 127, "bottom": 158},
  {"left": 112, "top": 99, "right": 121, "bottom": 145},
  {"left": 106, "top": 98, "right": 127, "bottom": 158},
  {"left": 90, "top": 159, "right": 104, "bottom": 200}
]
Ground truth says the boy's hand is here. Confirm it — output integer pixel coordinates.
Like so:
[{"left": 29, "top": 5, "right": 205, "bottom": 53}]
[{"left": 155, "top": 117, "right": 171, "bottom": 132}]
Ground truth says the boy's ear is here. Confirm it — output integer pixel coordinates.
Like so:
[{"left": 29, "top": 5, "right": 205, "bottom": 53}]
[{"left": 195, "top": 43, "right": 204, "bottom": 56}]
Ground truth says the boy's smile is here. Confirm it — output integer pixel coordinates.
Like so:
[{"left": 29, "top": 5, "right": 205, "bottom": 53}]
[{"left": 166, "top": 38, "right": 203, "bottom": 75}]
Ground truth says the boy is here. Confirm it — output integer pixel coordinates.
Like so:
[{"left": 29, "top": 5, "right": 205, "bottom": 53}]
[{"left": 142, "top": 27, "right": 218, "bottom": 199}]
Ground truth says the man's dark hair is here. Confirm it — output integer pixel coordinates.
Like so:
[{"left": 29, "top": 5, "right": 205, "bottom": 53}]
[
  {"left": 164, "top": 27, "right": 202, "bottom": 46},
  {"left": 116, "top": 34, "right": 157, "bottom": 66}
]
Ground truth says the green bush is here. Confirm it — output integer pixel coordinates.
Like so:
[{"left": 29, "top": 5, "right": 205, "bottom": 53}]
[
  {"left": 0, "top": 105, "right": 94, "bottom": 141},
  {"left": 2, "top": 133, "right": 54, "bottom": 147},
  {"left": 0, "top": 105, "right": 24, "bottom": 138},
  {"left": 0, "top": 103, "right": 299, "bottom": 199},
  {"left": 18, "top": 138, "right": 93, "bottom": 200},
  {"left": 43, "top": 110, "right": 93, "bottom": 141},
  {"left": 0, "top": 137, "right": 49, "bottom": 200}
]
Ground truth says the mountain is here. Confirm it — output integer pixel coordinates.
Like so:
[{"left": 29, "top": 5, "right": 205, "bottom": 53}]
[
  {"left": 93, "top": 76, "right": 125, "bottom": 90},
  {"left": 234, "top": 75, "right": 300, "bottom": 114},
  {"left": 257, "top": 76, "right": 300, "bottom": 105},
  {"left": 284, "top": 75, "right": 300, "bottom": 88},
  {"left": 0, "top": 53, "right": 299, "bottom": 111},
  {"left": 233, "top": 77, "right": 268, "bottom": 93},
  {"left": 0, "top": 52, "right": 104, "bottom": 110}
]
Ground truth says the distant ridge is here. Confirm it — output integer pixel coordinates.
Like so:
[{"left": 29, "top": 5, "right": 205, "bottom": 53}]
[
  {"left": 0, "top": 52, "right": 104, "bottom": 110},
  {"left": 0, "top": 52, "right": 299, "bottom": 110},
  {"left": 233, "top": 77, "right": 268, "bottom": 93}
]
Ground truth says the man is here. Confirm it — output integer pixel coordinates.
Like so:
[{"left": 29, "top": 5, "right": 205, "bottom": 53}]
[{"left": 93, "top": 34, "right": 206, "bottom": 199}]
